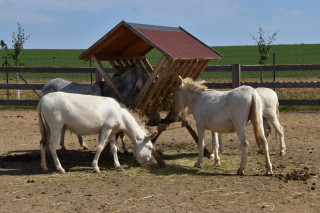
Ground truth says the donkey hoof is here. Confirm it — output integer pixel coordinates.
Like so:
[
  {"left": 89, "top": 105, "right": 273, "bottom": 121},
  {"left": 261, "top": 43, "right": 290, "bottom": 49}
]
[
  {"left": 60, "top": 169, "right": 66, "bottom": 174},
  {"left": 194, "top": 162, "right": 202, "bottom": 168},
  {"left": 117, "top": 166, "right": 124, "bottom": 171},
  {"left": 94, "top": 168, "right": 101, "bottom": 173},
  {"left": 83, "top": 146, "right": 89, "bottom": 150},
  {"left": 237, "top": 168, "right": 245, "bottom": 175},
  {"left": 280, "top": 152, "right": 285, "bottom": 157},
  {"left": 214, "top": 161, "right": 221, "bottom": 167},
  {"left": 266, "top": 170, "right": 273, "bottom": 176}
]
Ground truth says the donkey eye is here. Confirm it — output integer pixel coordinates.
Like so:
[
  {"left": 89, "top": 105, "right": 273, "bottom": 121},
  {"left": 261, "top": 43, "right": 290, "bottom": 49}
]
[{"left": 145, "top": 144, "right": 152, "bottom": 150}]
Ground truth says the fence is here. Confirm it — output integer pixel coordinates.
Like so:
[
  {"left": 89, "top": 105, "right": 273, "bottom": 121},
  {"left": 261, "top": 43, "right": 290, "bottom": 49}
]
[{"left": 0, "top": 64, "right": 320, "bottom": 106}]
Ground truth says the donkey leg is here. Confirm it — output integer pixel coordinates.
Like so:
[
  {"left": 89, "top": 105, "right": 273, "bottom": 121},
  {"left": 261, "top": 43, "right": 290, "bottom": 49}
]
[
  {"left": 218, "top": 133, "right": 224, "bottom": 154},
  {"left": 119, "top": 132, "right": 129, "bottom": 154},
  {"left": 195, "top": 125, "right": 205, "bottom": 168},
  {"left": 110, "top": 135, "right": 123, "bottom": 170},
  {"left": 210, "top": 131, "right": 220, "bottom": 166},
  {"left": 236, "top": 128, "right": 249, "bottom": 175},
  {"left": 121, "top": 139, "right": 129, "bottom": 154},
  {"left": 40, "top": 141, "right": 48, "bottom": 172},
  {"left": 270, "top": 119, "right": 286, "bottom": 156},
  {"left": 260, "top": 136, "right": 273, "bottom": 175},
  {"left": 77, "top": 135, "right": 89, "bottom": 150},
  {"left": 92, "top": 129, "right": 112, "bottom": 173},
  {"left": 49, "top": 130, "right": 66, "bottom": 174},
  {"left": 60, "top": 125, "right": 67, "bottom": 150}
]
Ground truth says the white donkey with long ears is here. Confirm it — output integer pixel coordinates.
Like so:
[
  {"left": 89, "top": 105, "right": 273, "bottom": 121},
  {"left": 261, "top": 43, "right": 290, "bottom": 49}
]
[
  {"left": 171, "top": 76, "right": 273, "bottom": 175},
  {"left": 38, "top": 92, "right": 157, "bottom": 174},
  {"left": 218, "top": 87, "right": 285, "bottom": 156}
]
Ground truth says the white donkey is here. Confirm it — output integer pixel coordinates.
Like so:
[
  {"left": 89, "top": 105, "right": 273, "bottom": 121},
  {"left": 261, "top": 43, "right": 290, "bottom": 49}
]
[
  {"left": 171, "top": 76, "right": 272, "bottom": 175},
  {"left": 38, "top": 92, "right": 157, "bottom": 174},
  {"left": 217, "top": 87, "right": 285, "bottom": 156}
]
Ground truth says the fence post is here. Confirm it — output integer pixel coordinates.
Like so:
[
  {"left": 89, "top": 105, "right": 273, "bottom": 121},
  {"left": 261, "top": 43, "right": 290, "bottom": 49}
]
[{"left": 232, "top": 64, "right": 241, "bottom": 88}]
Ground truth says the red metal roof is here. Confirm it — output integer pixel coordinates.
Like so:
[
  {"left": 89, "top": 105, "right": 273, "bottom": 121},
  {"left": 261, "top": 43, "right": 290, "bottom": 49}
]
[{"left": 79, "top": 21, "right": 222, "bottom": 61}]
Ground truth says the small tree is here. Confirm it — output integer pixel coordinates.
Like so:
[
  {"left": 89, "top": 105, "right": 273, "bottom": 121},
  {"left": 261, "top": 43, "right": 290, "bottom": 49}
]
[
  {"left": 1, "top": 23, "right": 31, "bottom": 99},
  {"left": 251, "top": 25, "right": 278, "bottom": 82},
  {"left": 1, "top": 22, "right": 31, "bottom": 66}
]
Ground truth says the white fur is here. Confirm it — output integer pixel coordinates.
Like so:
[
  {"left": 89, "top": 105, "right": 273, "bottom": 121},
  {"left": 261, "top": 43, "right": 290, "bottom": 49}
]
[
  {"left": 218, "top": 87, "right": 285, "bottom": 156},
  {"left": 38, "top": 92, "right": 156, "bottom": 174},
  {"left": 171, "top": 76, "right": 272, "bottom": 175}
]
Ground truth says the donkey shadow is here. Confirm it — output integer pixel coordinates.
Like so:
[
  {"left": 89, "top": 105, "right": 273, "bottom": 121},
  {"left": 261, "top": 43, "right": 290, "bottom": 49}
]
[{"left": 0, "top": 148, "right": 133, "bottom": 176}]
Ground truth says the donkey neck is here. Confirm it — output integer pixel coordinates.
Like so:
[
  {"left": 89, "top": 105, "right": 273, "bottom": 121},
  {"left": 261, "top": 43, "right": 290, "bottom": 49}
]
[
  {"left": 182, "top": 88, "right": 205, "bottom": 110},
  {"left": 120, "top": 108, "right": 145, "bottom": 142}
]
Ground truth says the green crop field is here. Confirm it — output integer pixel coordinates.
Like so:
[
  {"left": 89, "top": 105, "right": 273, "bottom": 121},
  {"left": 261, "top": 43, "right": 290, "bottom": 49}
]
[
  {"left": 1, "top": 43, "right": 319, "bottom": 68},
  {"left": 0, "top": 44, "right": 320, "bottom": 80},
  {"left": 0, "top": 44, "right": 319, "bottom": 111}
]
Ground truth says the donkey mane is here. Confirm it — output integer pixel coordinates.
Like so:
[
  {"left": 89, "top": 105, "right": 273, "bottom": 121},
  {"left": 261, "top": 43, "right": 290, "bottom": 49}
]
[
  {"left": 122, "top": 107, "right": 149, "bottom": 134},
  {"left": 184, "top": 78, "right": 207, "bottom": 93}
]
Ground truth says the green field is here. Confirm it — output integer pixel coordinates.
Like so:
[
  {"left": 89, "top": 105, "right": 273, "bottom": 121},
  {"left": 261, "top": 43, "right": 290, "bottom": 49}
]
[
  {"left": 0, "top": 44, "right": 319, "bottom": 68},
  {"left": 1, "top": 44, "right": 320, "bottom": 80},
  {"left": 0, "top": 44, "right": 319, "bottom": 111}
]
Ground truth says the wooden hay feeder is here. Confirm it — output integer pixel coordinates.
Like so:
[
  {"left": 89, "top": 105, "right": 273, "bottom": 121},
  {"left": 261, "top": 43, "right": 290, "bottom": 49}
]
[{"left": 79, "top": 21, "right": 222, "bottom": 167}]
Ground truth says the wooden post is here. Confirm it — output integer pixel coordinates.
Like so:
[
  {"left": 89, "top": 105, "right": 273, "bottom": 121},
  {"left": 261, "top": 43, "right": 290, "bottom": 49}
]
[
  {"left": 91, "top": 56, "right": 124, "bottom": 102},
  {"left": 232, "top": 64, "right": 241, "bottom": 88}
]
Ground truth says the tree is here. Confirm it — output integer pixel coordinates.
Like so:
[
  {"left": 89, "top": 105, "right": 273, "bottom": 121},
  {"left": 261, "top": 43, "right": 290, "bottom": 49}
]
[
  {"left": 251, "top": 25, "right": 278, "bottom": 82},
  {"left": 251, "top": 25, "right": 278, "bottom": 65},
  {"left": 1, "top": 23, "right": 31, "bottom": 99},
  {"left": 1, "top": 22, "right": 31, "bottom": 66}
]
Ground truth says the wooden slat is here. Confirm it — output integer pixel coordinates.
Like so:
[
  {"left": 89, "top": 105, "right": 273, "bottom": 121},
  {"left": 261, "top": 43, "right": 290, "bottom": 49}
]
[
  {"left": 0, "top": 67, "right": 98, "bottom": 73},
  {"left": 0, "top": 100, "right": 39, "bottom": 106},
  {"left": 204, "top": 65, "right": 231, "bottom": 72},
  {"left": 205, "top": 82, "right": 233, "bottom": 89},
  {"left": 91, "top": 56, "right": 123, "bottom": 102},
  {"left": 141, "top": 60, "right": 176, "bottom": 111},
  {"left": 122, "top": 59, "right": 130, "bottom": 66},
  {"left": 108, "top": 60, "right": 119, "bottom": 73},
  {"left": 279, "top": 99, "right": 320, "bottom": 106},
  {"left": 189, "top": 60, "right": 202, "bottom": 79},
  {"left": 115, "top": 60, "right": 125, "bottom": 69},
  {"left": 193, "top": 60, "right": 210, "bottom": 80},
  {"left": 176, "top": 60, "right": 192, "bottom": 79},
  {"left": 242, "top": 64, "right": 320, "bottom": 71},
  {"left": 0, "top": 84, "right": 44, "bottom": 90},
  {"left": 142, "top": 58, "right": 155, "bottom": 74},
  {"left": 134, "top": 59, "right": 148, "bottom": 75},
  {"left": 145, "top": 60, "right": 180, "bottom": 112},
  {"left": 151, "top": 60, "right": 189, "bottom": 110},
  {"left": 242, "top": 81, "right": 320, "bottom": 88},
  {"left": 132, "top": 55, "right": 168, "bottom": 110},
  {"left": 148, "top": 120, "right": 192, "bottom": 132},
  {"left": 183, "top": 59, "right": 199, "bottom": 78}
]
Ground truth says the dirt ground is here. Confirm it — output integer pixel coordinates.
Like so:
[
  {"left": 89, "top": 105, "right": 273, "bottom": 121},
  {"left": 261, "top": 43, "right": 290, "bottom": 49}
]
[{"left": 0, "top": 109, "right": 319, "bottom": 212}]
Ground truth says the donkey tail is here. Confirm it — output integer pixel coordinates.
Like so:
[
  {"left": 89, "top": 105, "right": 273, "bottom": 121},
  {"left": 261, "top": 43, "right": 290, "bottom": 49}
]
[
  {"left": 250, "top": 90, "right": 267, "bottom": 149},
  {"left": 250, "top": 90, "right": 273, "bottom": 175},
  {"left": 274, "top": 101, "right": 280, "bottom": 138},
  {"left": 38, "top": 101, "right": 47, "bottom": 147}
]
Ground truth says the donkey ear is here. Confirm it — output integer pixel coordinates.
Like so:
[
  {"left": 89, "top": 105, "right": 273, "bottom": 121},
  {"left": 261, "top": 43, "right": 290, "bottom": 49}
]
[
  {"left": 177, "top": 76, "right": 183, "bottom": 86},
  {"left": 146, "top": 132, "right": 158, "bottom": 141}
]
